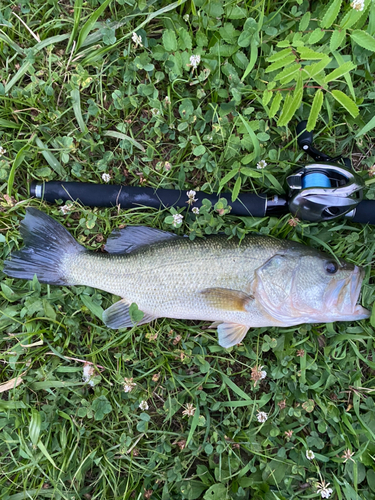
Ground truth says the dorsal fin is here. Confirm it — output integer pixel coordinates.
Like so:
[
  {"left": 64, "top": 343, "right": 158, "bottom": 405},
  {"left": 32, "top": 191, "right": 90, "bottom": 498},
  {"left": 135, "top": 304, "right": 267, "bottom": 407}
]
[{"left": 104, "top": 226, "right": 180, "bottom": 254}]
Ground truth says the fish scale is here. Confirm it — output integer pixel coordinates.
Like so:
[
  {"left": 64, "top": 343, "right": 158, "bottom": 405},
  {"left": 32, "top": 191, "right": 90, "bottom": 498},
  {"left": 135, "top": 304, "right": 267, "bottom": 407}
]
[{"left": 3, "top": 208, "right": 370, "bottom": 348}]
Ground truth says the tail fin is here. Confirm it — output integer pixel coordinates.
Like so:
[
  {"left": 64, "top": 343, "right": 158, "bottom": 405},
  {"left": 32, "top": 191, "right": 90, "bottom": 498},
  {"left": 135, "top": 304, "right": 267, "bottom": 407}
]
[{"left": 3, "top": 208, "right": 85, "bottom": 285}]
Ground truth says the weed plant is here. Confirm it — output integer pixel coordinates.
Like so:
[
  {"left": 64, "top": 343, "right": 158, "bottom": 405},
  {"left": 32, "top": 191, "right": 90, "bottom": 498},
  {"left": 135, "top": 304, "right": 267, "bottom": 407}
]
[{"left": 1, "top": 0, "right": 375, "bottom": 498}]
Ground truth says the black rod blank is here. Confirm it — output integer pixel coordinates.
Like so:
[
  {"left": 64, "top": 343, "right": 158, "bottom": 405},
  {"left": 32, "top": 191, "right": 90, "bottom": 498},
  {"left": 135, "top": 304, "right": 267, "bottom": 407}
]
[{"left": 30, "top": 181, "right": 288, "bottom": 218}]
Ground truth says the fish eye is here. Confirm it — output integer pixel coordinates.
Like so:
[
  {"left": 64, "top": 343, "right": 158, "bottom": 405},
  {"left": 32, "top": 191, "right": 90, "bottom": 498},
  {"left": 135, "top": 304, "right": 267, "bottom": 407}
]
[{"left": 325, "top": 261, "right": 338, "bottom": 274}]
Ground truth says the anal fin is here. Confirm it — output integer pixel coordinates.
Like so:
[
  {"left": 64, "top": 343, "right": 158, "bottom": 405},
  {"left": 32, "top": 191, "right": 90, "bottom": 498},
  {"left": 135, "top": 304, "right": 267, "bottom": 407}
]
[
  {"left": 102, "top": 299, "right": 157, "bottom": 329},
  {"left": 217, "top": 323, "right": 249, "bottom": 348}
]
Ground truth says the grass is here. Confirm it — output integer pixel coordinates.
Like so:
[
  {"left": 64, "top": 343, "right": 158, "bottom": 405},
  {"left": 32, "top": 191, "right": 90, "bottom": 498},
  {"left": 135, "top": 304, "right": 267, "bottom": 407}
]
[{"left": 1, "top": 0, "right": 375, "bottom": 498}]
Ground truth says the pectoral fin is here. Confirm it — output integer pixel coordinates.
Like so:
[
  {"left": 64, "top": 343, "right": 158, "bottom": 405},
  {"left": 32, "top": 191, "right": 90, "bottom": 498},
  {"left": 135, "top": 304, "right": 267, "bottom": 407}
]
[
  {"left": 200, "top": 288, "right": 254, "bottom": 311},
  {"left": 217, "top": 323, "right": 249, "bottom": 348},
  {"left": 102, "top": 299, "right": 158, "bottom": 329}
]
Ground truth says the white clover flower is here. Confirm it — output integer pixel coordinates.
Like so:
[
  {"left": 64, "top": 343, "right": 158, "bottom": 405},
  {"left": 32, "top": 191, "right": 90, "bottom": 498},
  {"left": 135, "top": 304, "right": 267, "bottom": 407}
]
[
  {"left": 183, "top": 14, "right": 189, "bottom": 22},
  {"left": 173, "top": 213, "right": 184, "bottom": 227},
  {"left": 256, "top": 160, "right": 268, "bottom": 169},
  {"left": 102, "top": 173, "right": 111, "bottom": 183},
  {"left": 60, "top": 204, "right": 71, "bottom": 215},
  {"left": 182, "top": 403, "right": 196, "bottom": 416},
  {"left": 0, "top": 146, "right": 6, "bottom": 155},
  {"left": 190, "top": 54, "right": 201, "bottom": 69},
  {"left": 164, "top": 96, "right": 171, "bottom": 105},
  {"left": 306, "top": 449, "right": 315, "bottom": 460},
  {"left": 316, "top": 481, "right": 333, "bottom": 499},
  {"left": 251, "top": 365, "right": 266, "bottom": 386},
  {"left": 192, "top": 207, "right": 200, "bottom": 215},
  {"left": 124, "top": 377, "right": 136, "bottom": 393},
  {"left": 351, "top": 0, "right": 365, "bottom": 10},
  {"left": 151, "top": 108, "right": 160, "bottom": 116},
  {"left": 186, "top": 190, "right": 197, "bottom": 204},
  {"left": 341, "top": 449, "right": 355, "bottom": 463},
  {"left": 82, "top": 363, "right": 96, "bottom": 387},
  {"left": 139, "top": 400, "right": 149, "bottom": 411},
  {"left": 256, "top": 411, "right": 268, "bottom": 423},
  {"left": 132, "top": 32, "right": 143, "bottom": 47}
]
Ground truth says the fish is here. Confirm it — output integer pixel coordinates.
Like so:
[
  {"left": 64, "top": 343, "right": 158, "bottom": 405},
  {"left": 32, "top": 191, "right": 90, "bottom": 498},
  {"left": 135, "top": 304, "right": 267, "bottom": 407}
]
[{"left": 3, "top": 208, "right": 370, "bottom": 348}]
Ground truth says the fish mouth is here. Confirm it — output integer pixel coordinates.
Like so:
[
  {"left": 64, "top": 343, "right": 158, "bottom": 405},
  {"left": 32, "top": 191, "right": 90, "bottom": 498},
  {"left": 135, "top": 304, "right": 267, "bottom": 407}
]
[{"left": 326, "top": 265, "right": 370, "bottom": 320}]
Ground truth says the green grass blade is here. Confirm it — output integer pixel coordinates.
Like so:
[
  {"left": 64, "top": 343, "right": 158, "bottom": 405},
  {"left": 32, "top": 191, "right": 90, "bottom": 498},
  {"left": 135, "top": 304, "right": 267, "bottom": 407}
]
[
  {"left": 221, "top": 400, "right": 254, "bottom": 407},
  {"left": 76, "top": 0, "right": 113, "bottom": 51},
  {"left": 0, "top": 29, "right": 24, "bottom": 53},
  {"left": 241, "top": 37, "right": 259, "bottom": 81},
  {"left": 0, "top": 118, "right": 19, "bottom": 128},
  {"left": 219, "top": 167, "right": 239, "bottom": 190},
  {"left": 33, "top": 34, "right": 70, "bottom": 53},
  {"left": 35, "top": 137, "right": 67, "bottom": 176},
  {"left": 332, "top": 51, "right": 356, "bottom": 99},
  {"left": 31, "top": 381, "right": 82, "bottom": 390},
  {"left": 37, "top": 440, "right": 59, "bottom": 469},
  {"left": 80, "top": 294, "right": 104, "bottom": 320},
  {"left": 221, "top": 373, "right": 252, "bottom": 401},
  {"left": 231, "top": 176, "right": 242, "bottom": 202},
  {"left": 131, "top": 0, "right": 188, "bottom": 35},
  {"left": 7, "top": 490, "right": 56, "bottom": 500},
  {"left": 186, "top": 405, "right": 200, "bottom": 446},
  {"left": 237, "top": 113, "right": 260, "bottom": 162},
  {"left": 67, "top": 0, "right": 83, "bottom": 51},
  {"left": 81, "top": 43, "right": 121, "bottom": 66},
  {"left": 5, "top": 61, "right": 32, "bottom": 94},
  {"left": 80, "top": 19, "right": 128, "bottom": 47},
  {"left": 103, "top": 130, "right": 145, "bottom": 152},
  {"left": 79, "top": 0, "right": 187, "bottom": 52},
  {"left": 29, "top": 409, "right": 42, "bottom": 446},
  {"left": 356, "top": 115, "right": 375, "bottom": 137},
  {"left": 71, "top": 88, "right": 88, "bottom": 134},
  {"left": 7, "top": 141, "right": 32, "bottom": 197}
]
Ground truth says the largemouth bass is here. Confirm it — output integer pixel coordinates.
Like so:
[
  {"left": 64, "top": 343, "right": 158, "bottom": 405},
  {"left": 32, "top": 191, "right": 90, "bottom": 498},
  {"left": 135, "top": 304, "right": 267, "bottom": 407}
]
[{"left": 3, "top": 208, "right": 370, "bottom": 348}]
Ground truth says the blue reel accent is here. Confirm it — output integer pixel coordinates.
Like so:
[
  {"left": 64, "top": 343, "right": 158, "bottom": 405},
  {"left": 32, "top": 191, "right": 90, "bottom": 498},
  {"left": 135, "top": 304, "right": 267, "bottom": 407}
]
[{"left": 302, "top": 172, "right": 331, "bottom": 189}]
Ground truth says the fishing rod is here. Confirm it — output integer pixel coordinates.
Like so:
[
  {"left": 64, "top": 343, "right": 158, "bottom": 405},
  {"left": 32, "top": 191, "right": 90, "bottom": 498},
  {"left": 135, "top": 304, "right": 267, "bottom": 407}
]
[{"left": 30, "top": 122, "right": 373, "bottom": 224}]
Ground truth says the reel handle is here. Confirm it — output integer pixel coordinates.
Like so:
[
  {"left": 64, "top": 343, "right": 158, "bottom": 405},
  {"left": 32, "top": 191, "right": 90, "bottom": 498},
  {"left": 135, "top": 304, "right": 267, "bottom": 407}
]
[
  {"left": 296, "top": 121, "right": 341, "bottom": 163},
  {"left": 296, "top": 120, "right": 313, "bottom": 149}
]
